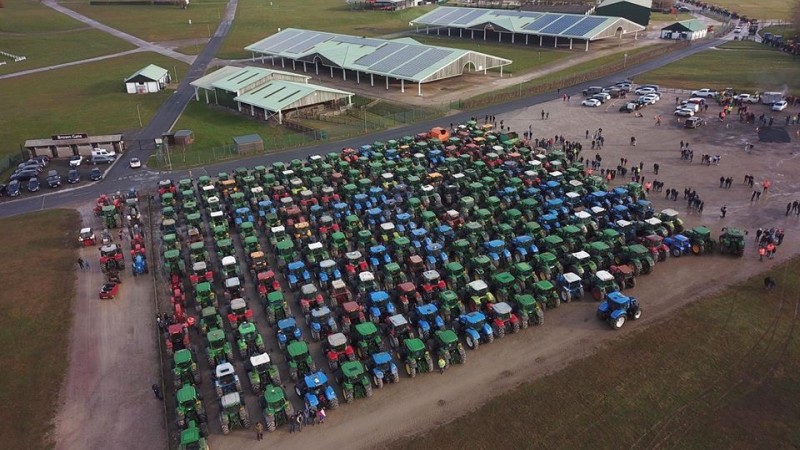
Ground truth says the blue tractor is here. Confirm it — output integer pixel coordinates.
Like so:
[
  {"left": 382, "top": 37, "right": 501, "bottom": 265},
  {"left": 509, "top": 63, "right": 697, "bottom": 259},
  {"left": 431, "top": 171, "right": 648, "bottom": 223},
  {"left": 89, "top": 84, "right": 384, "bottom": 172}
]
[
  {"left": 510, "top": 235, "right": 539, "bottom": 262},
  {"left": 664, "top": 234, "right": 693, "bottom": 257},
  {"left": 333, "top": 202, "right": 351, "bottom": 221},
  {"left": 539, "top": 212, "right": 561, "bottom": 232},
  {"left": 411, "top": 303, "right": 445, "bottom": 341},
  {"left": 611, "top": 204, "right": 632, "bottom": 222},
  {"left": 317, "top": 259, "right": 342, "bottom": 288},
  {"left": 457, "top": 311, "right": 494, "bottom": 350},
  {"left": 545, "top": 198, "right": 569, "bottom": 218},
  {"left": 234, "top": 207, "right": 255, "bottom": 226},
  {"left": 286, "top": 261, "right": 311, "bottom": 290},
  {"left": 294, "top": 371, "right": 339, "bottom": 410},
  {"left": 276, "top": 317, "right": 302, "bottom": 350},
  {"left": 483, "top": 240, "right": 511, "bottom": 268},
  {"left": 395, "top": 213, "right": 416, "bottom": 234},
  {"left": 369, "top": 245, "right": 392, "bottom": 272},
  {"left": 368, "top": 352, "right": 400, "bottom": 387},
  {"left": 428, "top": 149, "right": 445, "bottom": 166},
  {"left": 367, "top": 290, "right": 396, "bottom": 323},
  {"left": 424, "top": 243, "right": 449, "bottom": 271},
  {"left": 597, "top": 291, "right": 642, "bottom": 330},
  {"left": 366, "top": 207, "right": 383, "bottom": 229},
  {"left": 353, "top": 193, "right": 371, "bottom": 213},
  {"left": 308, "top": 306, "right": 339, "bottom": 342},
  {"left": 132, "top": 254, "right": 149, "bottom": 276},
  {"left": 410, "top": 228, "right": 432, "bottom": 253}
]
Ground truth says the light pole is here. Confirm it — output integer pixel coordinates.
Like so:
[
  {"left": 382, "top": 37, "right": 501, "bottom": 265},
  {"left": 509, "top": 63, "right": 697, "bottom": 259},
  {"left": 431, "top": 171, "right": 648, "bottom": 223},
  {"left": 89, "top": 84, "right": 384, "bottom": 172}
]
[{"left": 623, "top": 52, "right": 628, "bottom": 68}]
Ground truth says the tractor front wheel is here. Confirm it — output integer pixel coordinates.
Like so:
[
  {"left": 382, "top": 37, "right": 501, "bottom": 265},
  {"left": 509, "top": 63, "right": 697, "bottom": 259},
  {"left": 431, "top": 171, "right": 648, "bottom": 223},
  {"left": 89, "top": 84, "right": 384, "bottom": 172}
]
[
  {"left": 560, "top": 289, "right": 570, "bottom": 303},
  {"left": 374, "top": 375, "right": 383, "bottom": 389},
  {"left": 494, "top": 324, "right": 505, "bottom": 339},
  {"left": 671, "top": 247, "right": 681, "bottom": 257},
  {"left": 512, "top": 321, "right": 520, "bottom": 334},
  {"left": 465, "top": 335, "right": 477, "bottom": 350},
  {"left": 632, "top": 308, "right": 642, "bottom": 320},
  {"left": 405, "top": 363, "right": 416, "bottom": 378},
  {"left": 612, "top": 315, "right": 626, "bottom": 330}
]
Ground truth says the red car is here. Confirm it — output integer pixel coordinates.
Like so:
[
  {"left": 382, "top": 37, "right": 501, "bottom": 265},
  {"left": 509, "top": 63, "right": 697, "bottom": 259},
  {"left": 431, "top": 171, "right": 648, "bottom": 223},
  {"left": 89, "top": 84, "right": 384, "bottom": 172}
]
[{"left": 99, "top": 283, "right": 120, "bottom": 300}]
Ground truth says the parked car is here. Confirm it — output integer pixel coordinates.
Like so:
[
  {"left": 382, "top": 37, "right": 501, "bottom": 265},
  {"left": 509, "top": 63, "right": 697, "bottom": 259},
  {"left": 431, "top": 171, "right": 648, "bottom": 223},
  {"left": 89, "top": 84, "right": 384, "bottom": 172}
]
[
  {"left": 17, "top": 162, "right": 42, "bottom": 173},
  {"left": 637, "top": 95, "right": 657, "bottom": 105},
  {"left": 582, "top": 98, "right": 601, "bottom": 107},
  {"left": 582, "top": 86, "right": 604, "bottom": 96},
  {"left": 46, "top": 170, "right": 61, "bottom": 188},
  {"left": 27, "top": 177, "right": 40, "bottom": 192},
  {"left": 10, "top": 169, "right": 39, "bottom": 182},
  {"left": 734, "top": 93, "right": 759, "bottom": 103},
  {"left": 674, "top": 108, "right": 695, "bottom": 117},
  {"left": 678, "top": 5, "right": 690, "bottom": 12},
  {"left": 771, "top": 100, "right": 788, "bottom": 111},
  {"left": 634, "top": 87, "right": 656, "bottom": 95},
  {"left": 69, "top": 155, "right": 84, "bottom": 167},
  {"left": 7, "top": 180, "right": 21, "bottom": 197},
  {"left": 91, "top": 155, "right": 114, "bottom": 165},
  {"left": 90, "top": 168, "right": 103, "bottom": 181},
  {"left": 592, "top": 92, "right": 611, "bottom": 102},
  {"left": 685, "top": 117, "right": 706, "bottom": 128},
  {"left": 67, "top": 169, "right": 80, "bottom": 184},
  {"left": 33, "top": 155, "right": 50, "bottom": 166},
  {"left": 619, "top": 102, "right": 643, "bottom": 113},
  {"left": 129, "top": 157, "right": 142, "bottom": 169},
  {"left": 691, "top": 88, "right": 717, "bottom": 98},
  {"left": 642, "top": 93, "right": 660, "bottom": 104},
  {"left": 680, "top": 102, "right": 700, "bottom": 113}
]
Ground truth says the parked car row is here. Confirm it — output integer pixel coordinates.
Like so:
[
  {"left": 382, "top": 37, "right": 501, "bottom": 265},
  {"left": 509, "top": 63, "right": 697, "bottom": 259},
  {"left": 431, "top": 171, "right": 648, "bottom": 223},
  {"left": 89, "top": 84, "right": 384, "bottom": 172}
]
[{"left": 2, "top": 167, "right": 103, "bottom": 198}]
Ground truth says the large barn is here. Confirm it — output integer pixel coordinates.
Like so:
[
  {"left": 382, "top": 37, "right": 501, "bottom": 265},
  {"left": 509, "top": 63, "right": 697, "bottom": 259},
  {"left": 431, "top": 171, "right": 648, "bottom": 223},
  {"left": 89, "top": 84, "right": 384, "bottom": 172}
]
[
  {"left": 245, "top": 29, "right": 512, "bottom": 96},
  {"left": 190, "top": 66, "right": 354, "bottom": 124},
  {"left": 595, "top": 0, "right": 652, "bottom": 27},
  {"left": 660, "top": 20, "right": 708, "bottom": 40},
  {"left": 411, "top": 7, "right": 646, "bottom": 51}
]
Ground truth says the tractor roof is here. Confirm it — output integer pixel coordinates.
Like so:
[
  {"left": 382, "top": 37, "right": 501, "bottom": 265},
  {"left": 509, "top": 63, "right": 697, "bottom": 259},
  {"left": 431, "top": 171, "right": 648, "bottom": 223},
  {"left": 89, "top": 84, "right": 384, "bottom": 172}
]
[
  {"left": 614, "top": 264, "right": 634, "bottom": 275},
  {"left": 446, "top": 261, "right": 464, "bottom": 271},
  {"left": 437, "top": 329, "right": 458, "bottom": 344},
  {"left": 332, "top": 279, "right": 347, "bottom": 290},
  {"left": 404, "top": 338, "right": 426, "bottom": 353},
  {"left": 320, "top": 259, "right": 336, "bottom": 269},
  {"left": 221, "top": 392, "right": 241, "bottom": 408},
  {"left": 550, "top": 170, "right": 563, "bottom": 177},
  {"left": 207, "top": 328, "right": 225, "bottom": 341},
  {"left": 359, "top": 271, "right": 375, "bottom": 283},
  {"left": 101, "top": 244, "right": 118, "bottom": 253},
  {"left": 468, "top": 279, "right": 488, "bottom": 291},
  {"left": 369, "top": 290, "right": 389, "bottom": 302},
  {"left": 271, "top": 225, "right": 286, "bottom": 233},
  {"left": 371, "top": 351, "right": 392, "bottom": 365},
  {"left": 422, "top": 270, "right": 440, "bottom": 281},
  {"left": 540, "top": 252, "right": 558, "bottom": 262},
  {"left": 215, "top": 362, "right": 235, "bottom": 378},
  {"left": 692, "top": 226, "right": 711, "bottom": 236},
  {"left": 342, "top": 302, "right": 361, "bottom": 313},
  {"left": 616, "top": 219, "right": 632, "bottom": 228},
  {"left": 590, "top": 206, "right": 606, "bottom": 215},
  {"left": 238, "top": 321, "right": 256, "bottom": 334},
  {"left": 355, "top": 321, "right": 378, "bottom": 336},
  {"left": 277, "top": 317, "right": 296, "bottom": 329},
  {"left": 492, "top": 271, "right": 515, "bottom": 284},
  {"left": 80, "top": 227, "right": 92, "bottom": 234},
  {"left": 493, "top": 302, "right": 512, "bottom": 315},
  {"left": 267, "top": 290, "right": 284, "bottom": 301},
  {"left": 193, "top": 261, "right": 207, "bottom": 271},
  {"left": 563, "top": 272, "right": 582, "bottom": 284},
  {"left": 210, "top": 210, "right": 224, "bottom": 218},
  {"left": 515, "top": 294, "right": 535, "bottom": 306},
  {"left": 380, "top": 222, "right": 395, "bottom": 232},
  {"left": 661, "top": 208, "right": 679, "bottom": 218},
  {"left": 628, "top": 244, "right": 648, "bottom": 254},
  {"left": 174, "top": 348, "right": 193, "bottom": 364},
  {"left": 613, "top": 205, "right": 628, "bottom": 212},
  {"left": 286, "top": 340, "right": 309, "bottom": 357},
  {"left": 415, "top": 303, "right": 438, "bottom": 316},
  {"left": 724, "top": 227, "right": 745, "bottom": 237},
  {"left": 176, "top": 385, "right": 197, "bottom": 403},
  {"left": 327, "top": 333, "right": 348, "bottom": 348},
  {"left": 300, "top": 284, "right": 318, "bottom": 295},
  {"left": 574, "top": 211, "right": 592, "bottom": 220},
  {"left": 389, "top": 314, "right": 409, "bottom": 328},
  {"left": 288, "top": 261, "right": 306, "bottom": 271},
  {"left": 645, "top": 217, "right": 662, "bottom": 226},
  {"left": 464, "top": 311, "right": 486, "bottom": 324},
  {"left": 535, "top": 280, "right": 554, "bottom": 290},
  {"left": 179, "top": 426, "right": 200, "bottom": 445},
  {"left": 230, "top": 298, "right": 246, "bottom": 310},
  {"left": 607, "top": 291, "right": 630, "bottom": 305},
  {"left": 308, "top": 242, "right": 323, "bottom": 251},
  {"left": 572, "top": 251, "right": 590, "bottom": 260},
  {"left": 201, "top": 305, "right": 217, "bottom": 317},
  {"left": 341, "top": 360, "right": 366, "bottom": 378},
  {"left": 514, "top": 262, "right": 533, "bottom": 272},
  {"left": 569, "top": 179, "right": 584, "bottom": 187},
  {"left": 224, "top": 277, "right": 240, "bottom": 289},
  {"left": 221, "top": 256, "right": 237, "bottom": 266},
  {"left": 304, "top": 372, "right": 328, "bottom": 389},
  {"left": 563, "top": 225, "right": 581, "bottom": 233},
  {"left": 250, "top": 353, "right": 271, "bottom": 367},
  {"left": 263, "top": 384, "right": 286, "bottom": 404},
  {"left": 485, "top": 240, "right": 504, "bottom": 250},
  {"left": 644, "top": 234, "right": 663, "bottom": 244},
  {"left": 543, "top": 235, "right": 563, "bottom": 244},
  {"left": 440, "top": 290, "right": 458, "bottom": 301},
  {"left": 311, "top": 306, "right": 331, "bottom": 318},
  {"left": 595, "top": 270, "right": 614, "bottom": 282}
]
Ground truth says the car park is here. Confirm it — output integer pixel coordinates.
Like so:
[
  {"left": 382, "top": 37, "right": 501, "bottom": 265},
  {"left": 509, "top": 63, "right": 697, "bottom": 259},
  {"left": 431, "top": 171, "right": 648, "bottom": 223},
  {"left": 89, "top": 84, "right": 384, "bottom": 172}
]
[
  {"left": 27, "top": 177, "right": 40, "bottom": 192},
  {"left": 771, "top": 100, "right": 788, "bottom": 111},
  {"left": 91, "top": 155, "right": 115, "bottom": 165},
  {"left": 679, "top": 102, "right": 700, "bottom": 113},
  {"left": 129, "top": 157, "right": 142, "bottom": 169},
  {"left": 67, "top": 169, "right": 80, "bottom": 184},
  {"left": 69, "top": 155, "right": 84, "bottom": 167},
  {"left": 691, "top": 88, "right": 717, "bottom": 98},
  {"left": 90, "top": 168, "right": 103, "bottom": 181},
  {"left": 46, "top": 170, "right": 61, "bottom": 188},
  {"left": 674, "top": 108, "right": 695, "bottom": 117},
  {"left": 6, "top": 180, "right": 20, "bottom": 197},
  {"left": 582, "top": 98, "right": 601, "bottom": 107},
  {"left": 582, "top": 86, "right": 604, "bottom": 96},
  {"left": 10, "top": 169, "right": 39, "bottom": 182}
]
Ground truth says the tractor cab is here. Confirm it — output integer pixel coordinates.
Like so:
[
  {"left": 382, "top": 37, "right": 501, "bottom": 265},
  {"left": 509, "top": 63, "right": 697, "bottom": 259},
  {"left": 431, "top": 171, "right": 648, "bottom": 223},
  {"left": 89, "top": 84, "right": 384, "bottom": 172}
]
[
  {"left": 276, "top": 317, "right": 302, "bottom": 349},
  {"left": 467, "top": 279, "right": 495, "bottom": 311},
  {"left": 79, "top": 227, "right": 96, "bottom": 246},
  {"left": 597, "top": 291, "right": 641, "bottom": 330},
  {"left": 227, "top": 298, "right": 254, "bottom": 326}
]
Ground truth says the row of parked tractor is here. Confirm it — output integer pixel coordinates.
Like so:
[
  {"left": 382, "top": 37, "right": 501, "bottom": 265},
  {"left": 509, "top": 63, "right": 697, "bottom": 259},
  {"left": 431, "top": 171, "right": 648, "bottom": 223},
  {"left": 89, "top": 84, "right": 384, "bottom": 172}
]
[{"left": 148, "top": 120, "right": 746, "bottom": 447}]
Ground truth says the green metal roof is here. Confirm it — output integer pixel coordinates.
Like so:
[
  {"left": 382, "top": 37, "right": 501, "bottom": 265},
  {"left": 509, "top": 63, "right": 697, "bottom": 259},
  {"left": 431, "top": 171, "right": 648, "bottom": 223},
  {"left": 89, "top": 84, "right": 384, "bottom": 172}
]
[
  {"left": 411, "top": 6, "right": 645, "bottom": 41},
  {"left": 233, "top": 80, "right": 352, "bottom": 113},
  {"left": 245, "top": 28, "right": 511, "bottom": 83},
  {"left": 125, "top": 64, "right": 169, "bottom": 82},
  {"left": 597, "top": 0, "right": 652, "bottom": 9},
  {"left": 191, "top": 66, "right": 310, "bottom": 92},
  {"left": 662, "top": 19, "right": 707, "bottom": 32}
]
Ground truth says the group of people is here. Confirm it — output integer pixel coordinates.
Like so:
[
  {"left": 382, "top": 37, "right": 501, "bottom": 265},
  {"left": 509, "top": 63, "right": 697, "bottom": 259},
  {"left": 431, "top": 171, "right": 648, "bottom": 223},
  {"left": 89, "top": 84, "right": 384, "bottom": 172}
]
[
  {"left": 286, "top": 407, "right": 326, "bottom": 433},
  {"left": 786, "top": 201, "right": 800, "bottom": 216},
  {"left": 755, "top": 227, "right": 784, "bottom": 261}
]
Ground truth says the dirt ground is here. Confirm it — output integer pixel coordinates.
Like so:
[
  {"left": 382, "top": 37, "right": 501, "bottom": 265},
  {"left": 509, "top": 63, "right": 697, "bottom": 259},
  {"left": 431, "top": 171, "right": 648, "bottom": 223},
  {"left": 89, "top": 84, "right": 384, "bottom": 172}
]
[
  {"left": 202, "top": 96, "right": 800, "bottom": 450},
  {"left": 54, "top": 205, "right": 166, "bottom": 450}
]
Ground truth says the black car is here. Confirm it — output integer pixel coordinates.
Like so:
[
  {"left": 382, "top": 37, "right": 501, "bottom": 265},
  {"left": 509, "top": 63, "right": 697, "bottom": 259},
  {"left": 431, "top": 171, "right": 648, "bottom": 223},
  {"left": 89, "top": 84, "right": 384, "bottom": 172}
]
[
  {"left": 67, "top": 169, "right": 80, "bottom": 184},
  {"left": 33, "top": 155, "right": 51, "bottom": 166},
  {"left": 46, "top": 170, "right": 61, "bottom": 188},
  {"left": 27, "top": 178, "right": 40, "bottom": 192},
  {"left": 7, "top": 180, "right": 20, "bottom": 197},
  {"left": 90, "top": 168, "right": 103, "bottom": 181},
  {"left": 10, "top": 169, "right": 39, "bottom": 182}
]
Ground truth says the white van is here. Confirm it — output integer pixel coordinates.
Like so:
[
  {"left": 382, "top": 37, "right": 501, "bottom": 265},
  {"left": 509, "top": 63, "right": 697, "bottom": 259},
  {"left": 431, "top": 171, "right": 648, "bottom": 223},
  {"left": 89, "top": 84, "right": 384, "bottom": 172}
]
[{"left": 92, "top": 148, "right": 116, "bottom": 158}]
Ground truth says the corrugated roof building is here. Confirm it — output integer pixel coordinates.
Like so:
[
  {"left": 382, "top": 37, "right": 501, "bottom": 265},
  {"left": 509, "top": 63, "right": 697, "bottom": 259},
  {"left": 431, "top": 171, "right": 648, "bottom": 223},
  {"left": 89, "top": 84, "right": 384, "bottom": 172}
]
[
  {"left": 125, "top": 64, "right": 170, "bottom": 94},
  {"left": 595, "top": 0, "right": 652, "bottom": 27}
]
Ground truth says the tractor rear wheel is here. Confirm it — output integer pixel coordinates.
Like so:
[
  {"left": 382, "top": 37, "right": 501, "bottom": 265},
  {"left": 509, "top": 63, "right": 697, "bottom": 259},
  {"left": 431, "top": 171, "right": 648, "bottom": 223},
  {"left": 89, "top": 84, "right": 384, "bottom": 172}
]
[
  {"left": 632, "top": 308, "right": 642, "bottom": 320},
  {"left": 344, "top": 389, "right": 354, "bottom": 404},
  {"left": 512, "top": 321, "right": 520, "bottom": 334},
  {"left": 520, "top": 312, "right": 529, "bottom": 329},
  {"left": 405, "top": 363, "right": 416, "bottom": 378},
  {"left": 265, "top": 415, "right": 276, "bottom": 432},
  {"left": 374, "top": 375, "right": 383, "bottom": 389},
  {"left": 560, "top": 289, "right": 570, "bottom": 303},
  {"left": 365, "top": 382, "right": 373, "bottom": 397},
  {"left": 536, "top": 309, "right": 544, "bottom": 326},
  {"left": 658, "top": 250, "right": 667, "bottom": 262},
  {"left": 329, "top": 397, "right": 339, "bottom": 409},
  {"left": 465, "top": 335, "right": 477, "bottom": 350},
  {"left": 390, "top": 335, "right": 399, "bottom": 349},
  {"left": 612, "top": 315, "right": 626, "bottom": 330},
  {"left": 671, "top": 247, "right": 681, "bottom": 257},
  {"left": 629, "top": 277, "right": 637, "bottom": 288},
  {"left": 457, "top": 345, "right": 467, "bottom": 364},
  {"left": 241, "top": 408, "right": 251, "bottom": 428},
  {"left": 220, "top": 415, "right": 230, "bottom": 435},
  {"left": 494, "top": 324, "right": 505, "bottom": 339},
  {"left": 486, "top": 332, "right": 494, "bottom": 344}
]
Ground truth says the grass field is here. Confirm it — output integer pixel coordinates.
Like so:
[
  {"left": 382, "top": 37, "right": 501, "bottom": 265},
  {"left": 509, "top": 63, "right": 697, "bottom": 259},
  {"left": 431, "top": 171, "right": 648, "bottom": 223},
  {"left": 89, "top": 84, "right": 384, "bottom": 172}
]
[
  {"left": 0, "top": 209, "right": 80, "bottom": 450},
  {"left": 0, "top": 0, "right": 85, "bottom": 33},
  {"left": 216, "top": 0, "right": 435, "bottom": 59},
  {"left": 638, "top": 40, "right": 800, "bottom": 93},
  {"left": 410, "top": 36, "right": 571, "bottom": 75},
  {"left": 60, "top": 0, "right": 224, "bottom": 42},
  {"left": 396, "top": 259, "right": 800, "bottom": 449},
  {"left": 707, "top": 0, "right": 792, "bottom": 20},
  {"left": 0, "top": 52, "right": 188, "bottom": 159},
  {"left": 650, "top": 11, "right": 693, "bottom": 22}
]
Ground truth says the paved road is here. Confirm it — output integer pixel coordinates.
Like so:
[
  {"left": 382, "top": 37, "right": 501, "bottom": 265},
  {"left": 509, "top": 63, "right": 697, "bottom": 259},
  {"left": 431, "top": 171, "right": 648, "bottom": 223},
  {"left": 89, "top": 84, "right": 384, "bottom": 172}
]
[{"left": 0, "top": 35, "right": 726, "bottom": 218}]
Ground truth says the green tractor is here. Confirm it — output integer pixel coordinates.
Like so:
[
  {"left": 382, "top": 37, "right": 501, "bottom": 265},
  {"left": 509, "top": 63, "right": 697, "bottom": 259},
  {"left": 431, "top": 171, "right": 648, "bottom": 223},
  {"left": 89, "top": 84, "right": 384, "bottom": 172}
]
[
  {"left": 194, "top": 282, "right": 217, "bottom": 312},
  {"left": 531, "top": 252, "right": 562, "bottom": 282},
  {"left": 658, "top": 208, "right": 684, "bottom": 235},
  {"left": 219, "top": 392, "right": 250, "bottom": 435},
  {"left": 586, "top": 241, "right": 614, "bottom": 270},
  {"left": 338, "top": 360, "right": 373, "bottom": 403},
  {"left": 352, "top": 321, "right": 384, "bottom": 360},
  {"left": 286, "top": 340, "right": 316, "bottom": 381},
  {"left": 198, "top": 306, "right": 223, "bottom": 335},
  {"left": 466, "top": 280, "right": 496, "bottom": 312},
  {"left": 467, "top": 254, "right": 493, "bottom": 281},
  {"left": 556, "top": 224, "right": 585, "bottom": 251},
  {"left": 445, "top": 261, "right": 470, "bottom": 295},
  {"left": 264, "top": 290, "right": 291, "bottom": 325},
  {"left": 236, "top": 322, "right": 267, "bottom": 359},
  {"left": 717, "top": 227, "right": 746, "bottom": 257},
  {"left": 532, "top": 280, "right": 560, "bottom": 309},
  {"left": 431, "top": 329, "right": 466, "bottom": 368},
  {"left": 247, "top": 353, "right": 281, "bottom": 394},
  {"left": 177, "top": 423, "right": 208, "bottom": 450},
  {"left": 176, "top": 385, "right": 208, "bottom": 438},
  {"left": 683, "top": 226, "right": 715, "bottom": 255},
  {"left": 164, "top": 249, "right": 186, "bottom": 276},
  {"left": 615, "top": 244, "right": 655, "bottom": 275},
  {"left": 172, "top": 349, "right": 201, "bottom": 389},
  {"left": 511, "top": 262, "right": 537, "bottom": 291},
  {"left": 511, "top": 294, "right": 544, "bottom": 328},
  {"left": 490, "top": 271, "right": 520, "bottom": 304},
  {"left": 206, "top": 328, "right": 233, "bottom": 368},
  {"left": 540, "top": 235, "right": 569, "bottom": 259},
  {"left": 262, "top": 384, "right": 294, "bottom": 432},
  {"left": 397, "top": 338, "right": 433, "bottom": 378},
  {"left": 564, "top": 250, "right": 597, "bottom": 279},
  {"left": 587, "top": 270, "right": 620, "bottom": 302},
  {"left": 438, "top": 290, "right": 466, "bottom": 324}
]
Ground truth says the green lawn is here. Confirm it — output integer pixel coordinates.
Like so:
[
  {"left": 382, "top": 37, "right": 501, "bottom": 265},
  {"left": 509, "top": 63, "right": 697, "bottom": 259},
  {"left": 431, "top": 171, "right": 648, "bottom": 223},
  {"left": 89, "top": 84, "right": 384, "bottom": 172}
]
[
  {"left": 0, "top": 29, "right": 135, "bottom": 75},
  {"left": 0, "top": 52, "right": 188, "bottom": 158},
  {"left": 396, "top": 258, "right": 800, "bottom": 449},
  {"left": 760, "top": 24, "right": 799, "bottom": 38},
  {"left": 0, "top": 210, "right": 80, "bottom": 450},
  {"left": 216, "top": 0, "right": 435, "bottom": 59},
  {"left": 639, "top": 41, "right": 800, "bottom": 93},
  {"left": 411, "top": 35, "right": 571, "bottom": 75},
  {"left": 60, "top": 0, "right": 224, "bottom": 42},
  {"left": 0, "top": 0, "right": 85, "bottom": 33},
  {"left": 707, "top": 0, "right": 792, "bottom": 20},
  {"left": 650, "top": 11, "right": 693, "bottom": 22}
]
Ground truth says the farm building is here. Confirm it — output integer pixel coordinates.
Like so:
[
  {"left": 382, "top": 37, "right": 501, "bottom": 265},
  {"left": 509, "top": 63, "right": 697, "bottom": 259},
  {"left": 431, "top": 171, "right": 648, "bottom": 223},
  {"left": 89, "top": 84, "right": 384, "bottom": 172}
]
[
  {"left": 190, "top": 66, "right": 353, "bottom": 124},
  {"left": 520, "top": 1, "right": 596, "bottom": 15},
  {"left": 245, "top": 29, "right": 512, "bottom": 96},
  {"left": 410, "top": 7, "right": 646, "bottom": 51},
  {"left": 660, "top": 20, "right": 708, "bottom": 40},
  {"left": 24, "top": 133, "right": 124, "bottom": 158},
  {"left": 595, "top": 0, "right": 652, "bottom": 27},
  {"left": 233, "top": 134, "right": 264, "bottom": 155},
  {"left": 124, "top": 64, "right": 170, "bottom": 94}
]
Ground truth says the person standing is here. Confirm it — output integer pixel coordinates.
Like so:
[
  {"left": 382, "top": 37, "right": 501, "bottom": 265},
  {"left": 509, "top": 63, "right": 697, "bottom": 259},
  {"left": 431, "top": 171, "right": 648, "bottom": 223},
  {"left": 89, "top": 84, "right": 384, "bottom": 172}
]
[
  {"left": 720, "top": 205, "right": 728, "bottom": 218},
  {"left": 151, "top": 384, "right": 163, "bottom": 400},
  {"left": 787, "top": 203, "right": 792, "bottom": 216},
  {"left": 77, "top": 258, "right": 85, "bottom": 270},
  {"left": 317, "top": 408, "right": 326, "bottom": 424},
  {"left": 255, "top": 422, "right": 264, "bottom": 441},
  {"left": 438, "top": 357, "right": 446, "bottom": 374},
  {"left": 653, "top": 163, "right": 659, "bottom": 175}
]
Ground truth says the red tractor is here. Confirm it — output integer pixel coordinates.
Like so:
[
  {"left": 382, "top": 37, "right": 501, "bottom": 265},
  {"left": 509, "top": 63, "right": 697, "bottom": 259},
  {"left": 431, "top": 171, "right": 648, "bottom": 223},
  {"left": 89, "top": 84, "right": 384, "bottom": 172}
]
[
  {"left": 170, "top": 285, "right": 186, "bottom": 307},
  {"left": 79, "top": 227, "right": 96, "bottom": 247},
  {"left": 99, "top": 244, "right": 125, "bottom": 270},
  {"left": 257, "top": 270, "right": 281, "bottom": 297},
  {"left": 639, "top": 234, "right": 668, "bottom": 262},
  {"left": 227, "top": 298, "right": 254, "bottom": 327},
  {"left": 330, "top": 280, "right": 354, "bottom": 307},
  {"left": 130, "top": 234, "right": 146, "bottom": 258},
  {"left": 158, "top": 179, "right": 176, "bottom": 196},
  {"left": 339, "top": 301, "right": 366, "bottom": 335},
  {"left": 394, "top": 282, "right": 422, "bottom": 314},
  {"left": 298, "top": 284, "right": 325, "bottom": 315},
  {"left": 609, "top": 264, "right": 637, "bottom": 291},
  {"left": 421, "top": 270, "right": 447, "bottom": 303},
  {"left": 344, "top": 251, "right": 369, "bottom": 285},
  {"left": 323, "top": 332, "right": 356, "bottom": 370},
  {"left": 485, "top": 301, "right": 521, "bottom": 337},
  {"left": 165, "top": 323, "right": 190, "bottom": 356}
]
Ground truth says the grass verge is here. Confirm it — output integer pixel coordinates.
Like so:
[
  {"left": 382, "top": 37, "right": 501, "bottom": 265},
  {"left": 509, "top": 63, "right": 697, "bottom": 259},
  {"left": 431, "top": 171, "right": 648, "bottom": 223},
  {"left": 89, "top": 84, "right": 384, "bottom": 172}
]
[
  {"left": 638, "top": 40, "right": 800, "bottom": 93},
  {"left": 0, "top": 52, "right": 188, "bottom": 159},
  {"left": 650, "top": 11, "right": 693, "bottom": 22},
  {"left": 395, "top": 258, "right": 800, "bottom": 449},
  {"left": 0, "top": 209, "right": 80, "bottom": 450},
  {"left": 0, "top": 0, "right": 86, "bottom": 33},
  {"left": 704, "top": 0, "right": 792, "bottom": 20}
]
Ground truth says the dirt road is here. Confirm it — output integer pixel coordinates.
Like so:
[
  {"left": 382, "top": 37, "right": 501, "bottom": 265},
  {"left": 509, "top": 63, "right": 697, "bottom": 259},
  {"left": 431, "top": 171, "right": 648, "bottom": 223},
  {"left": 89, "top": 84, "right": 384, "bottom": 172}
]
[
  {"left": 54, "top": 206, "right": 166, "bottom": 450},
  {"left": 207, "top": 96, "right": 800, "bottom": 450}
]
